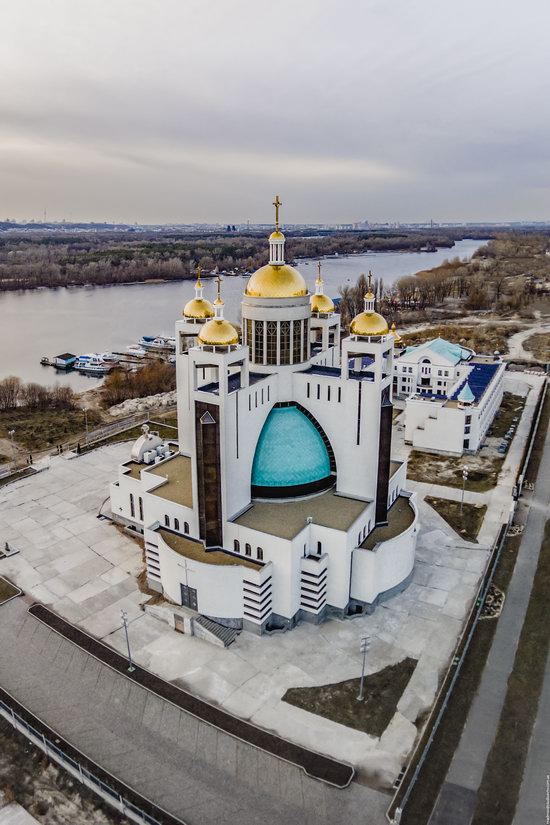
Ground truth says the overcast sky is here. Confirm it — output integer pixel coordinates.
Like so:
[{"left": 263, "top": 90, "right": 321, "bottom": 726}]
[{"left": 1, "top": 0, "right": 549, "bottom": 224}]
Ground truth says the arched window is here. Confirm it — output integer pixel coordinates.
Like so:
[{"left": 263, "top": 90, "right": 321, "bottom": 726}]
[
  {"left": 317, "top": 541, "right": 322, "bottom": 555},
  {"left": 130, "top": 494, "right": 135, "bottom": 518},
  {"left": 184, "top": 521, "right": 189, "bottom": 534},
  {"left": 164, "top": 514, "right": 169, "bottom": 527},
  {"left": 245, "top": 543, "right": 252, "bottom": 557},
  {"left": 234, "top": 539, "right": 240, "bottom": 553},
  {"left": 257, "top": 547, "right": 263, "bottom": 561},
  {"left": 174, "top": 518, "right": 180, "bottom": 532}
]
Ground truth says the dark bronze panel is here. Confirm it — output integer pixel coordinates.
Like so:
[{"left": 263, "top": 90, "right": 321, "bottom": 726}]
[
  {"left": 375, "top": 386, "right": 392, "bottom": 525},
  {"left": 195, "top": 401, "right": 222, "bottom": 547}
]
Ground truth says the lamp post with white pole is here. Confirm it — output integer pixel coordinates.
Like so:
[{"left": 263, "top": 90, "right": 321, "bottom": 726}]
[
  {"left": 461, "top": 466, "right": 469, "bottom": 515},
  {"left": 357, "top": 635, "right": 371, "bottom": 702},
  {"left": 120, "top": 609, "right": 135, "bottom": 673},
  {"left": 8, "top": 429, "right": 16, "bottom": 471}
]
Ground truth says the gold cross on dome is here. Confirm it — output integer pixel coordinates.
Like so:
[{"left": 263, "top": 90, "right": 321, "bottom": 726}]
[
  {"left": 273, "top": 194, "right": 282, "bottom": 229},
  {"left": 368, "top": 270, "right": 373, "bottom": 291},
  {"left": 196, "top": 263, "right": 202, "bottom": 286},
  {"left": 215, "top": 274, "right": 222, "bottom": 301}
]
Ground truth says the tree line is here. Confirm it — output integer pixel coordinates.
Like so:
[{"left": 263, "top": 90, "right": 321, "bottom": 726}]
[
  {"left": 101, "top": 361, "right": 176, "bottom": 407},
  {"left": 0, "top": 376, "right": 76, "bottom": 411},
  {"left": 0, "top": 230, "right": 460, "bottom": 292}
]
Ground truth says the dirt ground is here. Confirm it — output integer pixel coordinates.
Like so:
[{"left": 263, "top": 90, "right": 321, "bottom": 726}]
[
  {"left": 523, "top": 332, "right": 550, "bottom": 362},
  {"left": 0, "top": 719, "right": 123, "bottom": 825},
  {"left": 425, "top": 497, "right": 487, "bottom": 543},
  {"left": 282, "top": 659, "right": 417, "bottom": 738},
  {"left": 407, "top": 450, "right": 502, "bottom": 493}
]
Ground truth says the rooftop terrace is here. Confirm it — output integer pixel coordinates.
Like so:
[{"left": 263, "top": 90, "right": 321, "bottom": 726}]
[
  {"left": 158, "top": 528, "right": 261, "bottom": 570},
  {"left": 234, "top": 488, "right": 368, "bottom": 540},
  {"left": 148, "top": 454, "right": 193, "bottom": 507},
  {"left": 361, "top": 496, "right": 415, "bottom": 550}
]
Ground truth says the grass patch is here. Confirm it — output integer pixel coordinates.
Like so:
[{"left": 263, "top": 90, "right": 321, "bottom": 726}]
[
  {"left": 282, "top": 658, "right": 417, "bottom": 738},
  {"left": 472, "top": 520, "right": 550, "bottom": 824},
  {"left": 0, "top": 577, "right": 19, "bottom": 604},
  {"left": 401, "top": 533, "right": 522, "bottom": 825},
  {"left": 523, "top": 332, "right": 550, "bottom": 362},
  {"left": 401, "top": 324, "right": 521, "bottom": 354},
  {"left": 408, "top": 450, "right": 502, "bottom": 492},
  {"left": 487, "top": 392, "right": 526, "bottom": 439},
  {"left": 425, "top": 497, "right": 487, "bottom": 543},
  {"left": 0, "top": 408, "right": 103, "bottom": 452}
]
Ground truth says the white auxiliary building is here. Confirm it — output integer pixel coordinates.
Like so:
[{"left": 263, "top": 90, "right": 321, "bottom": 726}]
[
  {"left": 110, "top": 198, "right": 419, "bottom": 634},
  {"left": 395, "top": 338, "right": 505, "bottom": 455}
]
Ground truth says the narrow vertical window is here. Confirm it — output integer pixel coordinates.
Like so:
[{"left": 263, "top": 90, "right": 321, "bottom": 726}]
[
  {"left": 164, "top": 514, "right": 169, "bottom": 527},
  {"left": 130, "top": 494, "right": 135, "bottom": 518},
  {"left": 257, "top": 547, "right": 263, "bottom": 561},
  {"left": 138, "top": 497, "right": 143, "bottom": 521},
  {"left": 174, "top": 518, "right": 180, "bottom": 532},
  {"left": 317, "top": 541, "right": 322, "bottom": 555},
  {"left": 234, "top": 539, "right": 240, "bottom": 553},
  {"left": 245, "top": 543, "right": 252, "bottom": 557},
  {"left": 184, "top": 521, "right": 189, "bottom": 533}
]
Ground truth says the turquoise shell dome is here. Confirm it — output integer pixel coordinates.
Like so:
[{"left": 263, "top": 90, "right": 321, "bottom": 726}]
[{"left": 251, "top": 406, "right": 332, "bottom": 497}]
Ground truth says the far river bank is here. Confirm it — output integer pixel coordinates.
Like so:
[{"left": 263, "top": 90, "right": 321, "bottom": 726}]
[{"left": 0, "top": 239, "right": 485, "bottom": 389}]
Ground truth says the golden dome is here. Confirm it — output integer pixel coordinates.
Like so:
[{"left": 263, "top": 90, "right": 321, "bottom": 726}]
[
  {"left": 350, "top": 311, "right": 389, "bottom": 337},
  {"left": 198, "top": 318, "right": 239, "bottom": 346},
  {"left": 310, "top": 293, "right": 335, "bottom": 314},
  {"left": 269, "top": 229, "right": 285, "bottom": 241},
  {"left": 246, "top": 264, "right": 307, "bottom": 298},
  {"left": 183, "top": 297, "right": 214, "bottom": 319}
]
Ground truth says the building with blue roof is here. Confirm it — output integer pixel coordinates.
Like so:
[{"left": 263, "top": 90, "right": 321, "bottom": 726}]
[
  {"left": 402, "top": 342, "right": 506, "bottom": 455},
  {"left": 394, "top": 336, "right": 476, "bottom": 399}
]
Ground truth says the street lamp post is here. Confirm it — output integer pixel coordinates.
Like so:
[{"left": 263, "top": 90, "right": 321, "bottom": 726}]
[
  {"left": 120, "top": 609, "right": 135, "bottom": 673},
  {"left": 84, "top": 408, "right": 89, "bottom": 444},
  {"left": 8, "top": 429, "right": 16, "bottom": 470},
  {"left": 461, "top": 467, "right": 469, "bottom": 515},
  {"left": 357, "top": 635, "right": 371, "bottom": 701}
]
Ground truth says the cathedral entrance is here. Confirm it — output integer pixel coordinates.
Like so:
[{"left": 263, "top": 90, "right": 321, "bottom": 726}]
[{"left": 180, "top": 584, "right": 198, "bottom": 611}]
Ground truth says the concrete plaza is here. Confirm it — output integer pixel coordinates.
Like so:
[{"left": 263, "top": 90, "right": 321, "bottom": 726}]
[{"left": 0, "top": 439, "right": 490, "bottom": 789}]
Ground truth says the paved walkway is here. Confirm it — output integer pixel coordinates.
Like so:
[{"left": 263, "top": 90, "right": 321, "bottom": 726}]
[
  {"left": 429, "top": 379, "right": 550, "bottom": 824},
  {"left": 0, "top": 598, "right": 388, "bottom": 825}
]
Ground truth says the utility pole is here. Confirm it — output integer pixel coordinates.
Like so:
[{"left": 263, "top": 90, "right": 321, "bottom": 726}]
[
  {"left": 120, "top": 609, "right": 135, "bottom": 673},
  {"left": 84, "top": 408, "right": 89, "bottom": 444},
  {"left": 357, "top": 635, "right": 371, "bottom": 701}
]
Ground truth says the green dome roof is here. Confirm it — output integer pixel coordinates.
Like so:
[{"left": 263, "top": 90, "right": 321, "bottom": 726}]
[{"left": 251, "top": 406, "right": 332, "bottom": 497}]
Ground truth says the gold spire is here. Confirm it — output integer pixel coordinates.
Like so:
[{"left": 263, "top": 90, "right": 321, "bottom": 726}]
[
  {"left": 214, "top": 274, "right": 223, "bottom": 306},
  {"left": 196, "top": 263, "right": 203, "bottom": 288},
  {"left": 316, "top": 260, "right": 323, "bottom": 285},
  {"left": 366, "top": 270, "right": 375, "bottom": 301},
  {"left": 273, "top": 194, "right": 282, "bottom": 229}
]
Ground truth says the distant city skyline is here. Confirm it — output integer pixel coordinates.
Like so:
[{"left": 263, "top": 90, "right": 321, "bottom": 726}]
[{"left": 2, "top": 0, "right": 549, "bottom": 224}]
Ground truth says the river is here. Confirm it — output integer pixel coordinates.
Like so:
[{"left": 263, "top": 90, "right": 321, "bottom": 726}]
[{"left": 0, "top": 238, "right": 484, "bottom": 389}]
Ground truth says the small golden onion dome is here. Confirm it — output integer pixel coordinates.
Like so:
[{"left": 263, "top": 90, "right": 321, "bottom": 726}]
[
  {"left": 245, "top": 263, "right": 307, "bottom": 298},
  {"left": 311, "top": 292, "right": 335, "bottom": 314},
  {"left": 198, "top": 318, "right": 239, "bottom": 346},
  {"left": 183, "top": 297, "right": 214, "bottom": 319},
  {"left": 350, "top": 311, "right": 389, "bottom": 336},
  {"left": 390, "top": 322, "right": 403, "bottom": 344},
  {"left": 269, "top": 229, "right": 285, "bottom": 241}
]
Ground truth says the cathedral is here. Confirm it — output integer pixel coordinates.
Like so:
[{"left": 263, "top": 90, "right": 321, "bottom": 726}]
[{"left": 110, "top": 198, "right": 418, "bottom": 634}]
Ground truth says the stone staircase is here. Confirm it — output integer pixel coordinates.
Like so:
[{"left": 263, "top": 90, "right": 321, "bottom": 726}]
[{"left": 194, "top": 615, "right": 240, "bottom": 648}]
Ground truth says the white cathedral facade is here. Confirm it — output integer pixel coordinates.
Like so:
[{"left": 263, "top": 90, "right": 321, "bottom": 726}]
[{"left": 110, "top": 199, "right": 419, "bottom": 634}]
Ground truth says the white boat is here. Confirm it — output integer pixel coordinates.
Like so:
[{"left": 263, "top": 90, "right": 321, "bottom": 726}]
[
  {"left": 139, "top": 335, "right": 176, "bottom": 351},
  {"left": 74, "top": 353, "right": 113, "bottom": 375},
  {"left": 100, "top": 352, "right": 120, "bottom": 364},
  {"left": 126, "top": 344, "right": 147, "bottom": 358}
]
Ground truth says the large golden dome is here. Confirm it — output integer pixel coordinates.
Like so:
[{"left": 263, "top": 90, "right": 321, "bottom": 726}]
[
  {"left": 350, "top": 310, "right": 389, "bottom": 337},
  {"left": 311, "top": 292, "right": 335, "bottom": 314},
  {"left": 183, "top": 297, "right": 214, "bottom": 319},
  {"left": 246, "top": 264, "right": 307, "bottom": 299},
  {"left": 198, "top": 318, "right": 239, "bottom": 346}
]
